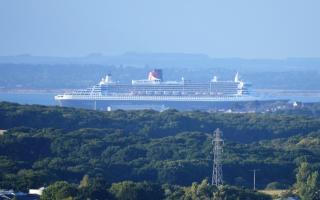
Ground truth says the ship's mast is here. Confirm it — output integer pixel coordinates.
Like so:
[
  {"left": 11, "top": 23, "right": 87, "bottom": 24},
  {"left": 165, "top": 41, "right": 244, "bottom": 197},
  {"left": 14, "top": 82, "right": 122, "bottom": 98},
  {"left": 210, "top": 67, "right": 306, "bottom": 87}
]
[
  {"left": 212, "top": 128, "right": 224, "bottom": 186},
  {"left": 234, "top": 72, "right": 240, "bottom": 82}
]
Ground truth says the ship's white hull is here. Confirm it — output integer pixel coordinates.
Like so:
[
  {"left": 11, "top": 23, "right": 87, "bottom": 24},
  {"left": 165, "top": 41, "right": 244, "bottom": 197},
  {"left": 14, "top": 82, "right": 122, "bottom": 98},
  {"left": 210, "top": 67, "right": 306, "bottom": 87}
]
[{"left": 55, "top": 94, "right": 287, "bottom": 111}]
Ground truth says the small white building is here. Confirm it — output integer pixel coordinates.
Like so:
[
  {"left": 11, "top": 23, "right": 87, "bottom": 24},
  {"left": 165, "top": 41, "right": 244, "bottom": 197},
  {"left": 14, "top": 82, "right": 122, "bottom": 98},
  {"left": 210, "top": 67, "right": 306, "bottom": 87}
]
[
  {"left": 0, "top": 130, "right": 7, "bottom": 135},
  {"left": 29, "top": 187, "right": 45, "bottom": 196}
]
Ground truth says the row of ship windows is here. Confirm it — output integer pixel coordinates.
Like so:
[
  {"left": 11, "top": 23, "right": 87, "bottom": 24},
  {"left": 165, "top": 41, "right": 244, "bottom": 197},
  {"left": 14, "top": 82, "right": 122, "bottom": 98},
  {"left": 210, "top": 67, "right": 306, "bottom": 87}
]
[
  {"left": 74, "top": 88, "right": 246, "bottom": 93},
  {"left": 73, "top": 89, "right": 248, "bottom": 94},
  {"left": 100, "top": 83, "right": 240, "bottom": 87},
  {"left": 71, "top": 92, "right": 248, "bottom": 96},
  {"left": 100, "top": 86, "right": 240, "bottom": 90},
  {"left": 72, "top": 87, "right": 249, "bottom": 95}
]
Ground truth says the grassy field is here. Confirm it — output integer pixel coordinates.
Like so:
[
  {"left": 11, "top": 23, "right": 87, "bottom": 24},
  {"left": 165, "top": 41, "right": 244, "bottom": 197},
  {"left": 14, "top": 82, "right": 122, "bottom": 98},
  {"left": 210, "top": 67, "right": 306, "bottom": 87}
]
[{"left": 259, "top": 189, "right": 290, "bottom": 199}]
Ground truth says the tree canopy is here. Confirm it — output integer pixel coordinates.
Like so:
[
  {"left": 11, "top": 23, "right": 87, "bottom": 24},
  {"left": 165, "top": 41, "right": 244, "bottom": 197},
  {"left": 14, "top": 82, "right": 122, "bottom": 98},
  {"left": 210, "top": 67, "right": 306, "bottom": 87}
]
[{"left": 1, "top": 102, "right": 320, "bottom": 199}]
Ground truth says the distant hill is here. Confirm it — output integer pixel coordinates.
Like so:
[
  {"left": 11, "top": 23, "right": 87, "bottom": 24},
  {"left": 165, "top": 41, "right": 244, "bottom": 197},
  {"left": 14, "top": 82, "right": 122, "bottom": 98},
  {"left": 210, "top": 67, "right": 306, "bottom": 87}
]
[
  {"left": 1, "top": 53, "right": 320, "bottom": 71},
  {"left": 0, "top": 53, "right": 320, "bottom": 90}
]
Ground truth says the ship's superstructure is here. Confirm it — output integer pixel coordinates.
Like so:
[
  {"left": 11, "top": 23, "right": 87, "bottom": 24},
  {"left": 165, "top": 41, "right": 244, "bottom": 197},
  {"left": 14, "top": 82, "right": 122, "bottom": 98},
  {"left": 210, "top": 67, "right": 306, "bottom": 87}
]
[{"left": 55, "top": 69, "right": 278, "bottom": 111}]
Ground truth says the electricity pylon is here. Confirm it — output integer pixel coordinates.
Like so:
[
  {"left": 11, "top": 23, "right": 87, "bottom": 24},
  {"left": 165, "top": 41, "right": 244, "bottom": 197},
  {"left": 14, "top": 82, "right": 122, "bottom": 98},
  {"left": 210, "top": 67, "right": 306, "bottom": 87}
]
[{"left": 212, "top": 128, "right": 224, "bottom": 186}]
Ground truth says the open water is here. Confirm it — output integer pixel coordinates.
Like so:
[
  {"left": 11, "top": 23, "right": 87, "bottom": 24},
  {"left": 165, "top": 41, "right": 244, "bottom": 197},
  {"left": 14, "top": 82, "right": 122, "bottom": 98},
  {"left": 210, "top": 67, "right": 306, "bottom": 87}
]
[
  {"left": 0, "top": 92, "right": 319, "bottom": 106},
  {"left": 0, "top": 93, "right": 57, "bottom": 106}
]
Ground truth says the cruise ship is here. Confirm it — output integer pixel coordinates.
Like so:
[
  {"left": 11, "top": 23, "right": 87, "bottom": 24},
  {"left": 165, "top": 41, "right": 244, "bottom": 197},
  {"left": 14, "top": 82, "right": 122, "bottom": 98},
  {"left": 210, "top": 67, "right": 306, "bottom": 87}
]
[{"left": 55, "top": 69, "right": 285, "bottom": 111}]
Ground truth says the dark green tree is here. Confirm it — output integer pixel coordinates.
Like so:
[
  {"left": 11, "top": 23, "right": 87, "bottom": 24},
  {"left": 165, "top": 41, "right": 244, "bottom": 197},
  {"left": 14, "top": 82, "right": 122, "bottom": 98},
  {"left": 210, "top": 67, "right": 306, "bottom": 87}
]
[
  {"left": 109, "top": 181, "right": 164, "bottom": 200},
  {"left": 41, "top": 181, "right": 77, "bottom": 200}
]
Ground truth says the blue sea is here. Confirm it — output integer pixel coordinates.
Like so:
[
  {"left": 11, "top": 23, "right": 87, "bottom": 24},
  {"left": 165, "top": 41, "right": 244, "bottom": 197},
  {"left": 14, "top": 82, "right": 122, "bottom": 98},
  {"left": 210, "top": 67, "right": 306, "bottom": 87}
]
[
  {"left": 0, "top": 91, "right": 319, "bottom": 106},
  {"left": 0, "top": 93, "right": 58, "bottom": 106}
]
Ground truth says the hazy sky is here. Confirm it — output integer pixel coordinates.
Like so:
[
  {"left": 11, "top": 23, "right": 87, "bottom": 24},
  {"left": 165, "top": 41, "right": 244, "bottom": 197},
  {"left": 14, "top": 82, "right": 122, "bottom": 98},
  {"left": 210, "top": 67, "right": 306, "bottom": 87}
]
[{"left": 1, "top": 0, "right": 319, "bottom": 58}]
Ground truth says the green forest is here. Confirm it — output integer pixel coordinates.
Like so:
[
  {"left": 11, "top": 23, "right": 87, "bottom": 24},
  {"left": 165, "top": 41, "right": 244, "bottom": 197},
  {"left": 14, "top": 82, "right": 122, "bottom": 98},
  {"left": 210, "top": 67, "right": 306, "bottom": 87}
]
[{"left": 1, "top": 102, "right": 320, "bottom": 199}]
